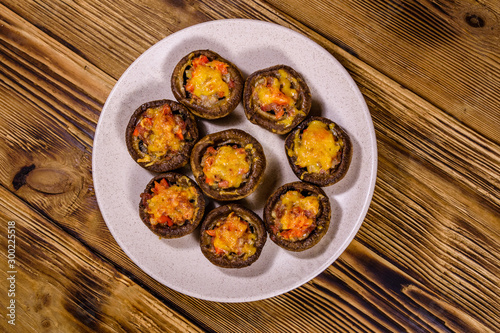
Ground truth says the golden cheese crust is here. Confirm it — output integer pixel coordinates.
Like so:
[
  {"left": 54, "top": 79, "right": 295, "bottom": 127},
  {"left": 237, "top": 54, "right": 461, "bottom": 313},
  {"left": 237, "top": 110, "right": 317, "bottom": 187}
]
[
  {"left": 190, "top": 129, "right": 266, "bottom": 201},
  {"left": 171, "top": 50, "right": 244, "bottom": 119},
  {"left": 243, "top": 65, "right": 311, "bottom": 134},
  {"left": 139, "top": 173, "right": 205, "bottom": 238},
  {"left": 285, "top": 116, "right": 352, "bottom": 187},
  {"left": 200, "top": 204, "right": 267, "bottom": 268},
  {"left": 264, "top": 181, "right": 331, "bottom": 251},
  {"left": 125, "top": 99, "right": 198, "bottom": 172}
]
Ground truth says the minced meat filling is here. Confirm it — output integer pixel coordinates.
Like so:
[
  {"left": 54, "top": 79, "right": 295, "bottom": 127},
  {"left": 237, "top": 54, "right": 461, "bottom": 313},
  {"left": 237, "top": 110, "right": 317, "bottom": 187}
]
[
  {"left": 205, "top": 212, "right": 257, "bottom": 258},
  {"left": 141, "top": 178, "right": 197, "bottom": 226},
  {"left": 271, "top": 190, "right": 320, "bottom": 241},
  {"left": 184, "top": 55, "right": 235, "bottom": 108},
  {"left": 201, "top": 144, "right": 252, "bottom": 189},
  {"left": 133, "top": 104, "right": 186, "bottom": 166}
]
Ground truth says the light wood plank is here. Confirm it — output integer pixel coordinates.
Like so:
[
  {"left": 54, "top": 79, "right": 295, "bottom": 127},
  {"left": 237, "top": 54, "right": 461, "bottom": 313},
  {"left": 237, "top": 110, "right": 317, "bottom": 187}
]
[
  {"left": 2, "top": 0, "right": 210, "bottom": 80},
  {"left": 263, "top": 0, "right": 500, "bottom": 144},
  {"left": 0, "top": 186, "right": 204, "bottom": 333},
  {"left": 1, "top": 0, "right": 498, "bottom": 332}
]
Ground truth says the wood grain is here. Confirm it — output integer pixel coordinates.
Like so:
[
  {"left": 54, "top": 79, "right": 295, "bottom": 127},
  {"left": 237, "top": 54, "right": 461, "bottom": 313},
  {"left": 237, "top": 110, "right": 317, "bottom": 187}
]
[
  {"left": 0, "top": 186, "right": 205, "bottom": 333},
  {"left": 263, "top": 0, "right": 500, "bottom": 144},
  {"left": 0, "top": 0, "right": 499, "bottom": 332}
]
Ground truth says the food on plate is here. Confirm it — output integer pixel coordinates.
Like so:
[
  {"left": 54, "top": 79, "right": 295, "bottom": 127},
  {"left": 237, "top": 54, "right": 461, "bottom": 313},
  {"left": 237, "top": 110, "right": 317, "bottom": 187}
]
[
  {"left": 190, "top": 129, "right": 266, "bottom": 201},
  {"left": 285, "top": 116, "right": 352, "bottom": 186},
  {"left": 243, "top": 65, "right": 311, "bottom": 134},
  {"left": 264, "top": 181, "right": 331, "bottom": 251},
  {"left": 200, "top": 204, "right": 267, "bottom": 268},
  {"left": 125, "top": 99, "right": 198, "bottom": 172},
  {"left": 139, "top": 173, "right": 205, "bottom": 238},
  {"left": 171, "top": 50, "right": 244, "bottom": 119}
]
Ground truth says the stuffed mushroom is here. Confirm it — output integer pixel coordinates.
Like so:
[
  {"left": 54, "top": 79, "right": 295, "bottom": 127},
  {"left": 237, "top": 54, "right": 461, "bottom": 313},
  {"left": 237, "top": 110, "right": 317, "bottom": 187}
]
[
  {"left": 126, "top": 99, "right": 198, "bottom": 172},
  {"left": 264, "top": 181, "right": 331, "bottom": 251},
  {"left": 243, "top": 65, "right": 311, "bottom": 134},
  {"left": 200, "top": 204, "right": 266, "bottom": 268},
  {"left": 285, "top": 116, "right": 352, "bottom": 187},
  {"left": 139, "top": 173, "right": 205, "bottom": 239},
  {"left": 190, "top": 129, "right": 266, "bottom": 201},
  {"left": 171, "top": 50, "right": 244, "bottom": 119}
]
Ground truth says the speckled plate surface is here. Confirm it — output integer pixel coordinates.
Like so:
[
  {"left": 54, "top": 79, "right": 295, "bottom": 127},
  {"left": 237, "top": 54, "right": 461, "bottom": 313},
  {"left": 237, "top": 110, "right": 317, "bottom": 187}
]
[{"left": 92, "top": 19, "right": 377, "bottom": 302}]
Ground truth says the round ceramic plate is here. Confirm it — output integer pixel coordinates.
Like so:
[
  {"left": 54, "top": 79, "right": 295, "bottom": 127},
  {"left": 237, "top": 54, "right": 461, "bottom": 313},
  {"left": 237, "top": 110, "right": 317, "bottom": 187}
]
[{"left": 92, "top": 19, "right": 377, "bottom": 302}]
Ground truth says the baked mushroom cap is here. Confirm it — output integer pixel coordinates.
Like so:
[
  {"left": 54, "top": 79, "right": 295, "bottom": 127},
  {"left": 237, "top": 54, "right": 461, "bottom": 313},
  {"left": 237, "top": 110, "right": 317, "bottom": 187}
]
[
  {"left": 190, "top": 129, "right": 266, "bottom": 201},
  {"left": 139, "top": 173, "right": 205, "bottom": 238},
  {"left": 125, "top": 99, "right": 198, "bottom": 172},
  {"left": 200, "top": 204, "right": 267, "bottom": 268},
  {"left": 243, "top": 65, "right": 311, "bottom": 134},
  {"left": 285, "top": 116, "right": 352, "bottom": 187},
  {"left": 171, "top": 49, "right": 244, "bottom": 119},
  {"left": 264, "top": 181, "right": 331, "bottom": 251}
]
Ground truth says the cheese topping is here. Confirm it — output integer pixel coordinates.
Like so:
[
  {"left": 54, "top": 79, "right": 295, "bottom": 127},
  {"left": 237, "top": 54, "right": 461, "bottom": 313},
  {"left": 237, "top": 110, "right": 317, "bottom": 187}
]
[
  {"left": 291, "top": 120, "right": 341, "bottom": 173},
  {"left": 202, "top": 145, "right": 252, "bottom": 189},
  {"left": 272, "top": 190, "right": 319, "bottom": 241},
  {"left": 146, "top": 179, "right": 197, "bottom": 226},
  {"left": 133, "top": 104, "right": 185, "bottom": 166},
  {"left": 185, "top": 55, "right": 230, "bottom": 100},
  {"left": 253, "top": 69, "right": 299, "bottom": 121},
  {"left": 205, "top": 212, "right": 257, "bottom": 258}
]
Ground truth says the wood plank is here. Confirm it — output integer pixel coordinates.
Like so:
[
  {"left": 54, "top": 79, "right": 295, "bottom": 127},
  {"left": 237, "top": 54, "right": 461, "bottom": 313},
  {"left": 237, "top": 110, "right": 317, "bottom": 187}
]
[
  {"left": 262, "top": 0, "right": 500, "bottom": 144},
  {"left": 1, "top": 0, "right": 498, "bottom": 332},
  {"left": 2, "top": 0, "right": 210, "bottom": 80},
  {"left": 0, "top": 186, "right": 205, "bottom": 333}
]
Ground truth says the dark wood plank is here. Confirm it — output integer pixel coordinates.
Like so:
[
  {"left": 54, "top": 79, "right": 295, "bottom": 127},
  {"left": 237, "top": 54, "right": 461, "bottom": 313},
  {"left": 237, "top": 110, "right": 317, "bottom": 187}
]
[
  {"left": 2, "top": 0, "right": 210, "bottom": 80},
  {"left": 0, "top": 186, "right": 205, "bottom": 333},
  {"left": 1, "top": 0, "right": 498, "bottom": 332},
  {"left": 262, "top": 0, "right": 500, "bottom": 144}
]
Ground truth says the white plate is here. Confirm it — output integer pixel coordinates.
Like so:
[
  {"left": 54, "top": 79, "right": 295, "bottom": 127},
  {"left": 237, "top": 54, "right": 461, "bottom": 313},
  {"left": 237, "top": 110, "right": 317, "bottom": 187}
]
[{"left": 92, "top": 19, "right": 377, "bottom": 302}]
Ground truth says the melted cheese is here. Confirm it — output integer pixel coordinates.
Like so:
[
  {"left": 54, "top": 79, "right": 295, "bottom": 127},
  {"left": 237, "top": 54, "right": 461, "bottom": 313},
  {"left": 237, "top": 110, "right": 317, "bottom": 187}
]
[
  {"left": 255, "top": 69, "right": 297, "bottom": 107},
  {"left": 136, "top": 105, "right": 184, "bottom": 166},
  {"left": 291, "top": 120, "right": 341, "bottom": 173},
  {"left": 185, "top": 58, "right": 229, "bottom": 98},
  {"left": 208, "top": 212, "right": 256, "bottom": 257},
  {"left": 203, "top": 145, "right": 251, "bottom": 188},
  {"left": 147, "top": 183, "right": 197, "bottom": 226},
  {"left": 274, "top": 191, "right": 319, "bottom": 240}
]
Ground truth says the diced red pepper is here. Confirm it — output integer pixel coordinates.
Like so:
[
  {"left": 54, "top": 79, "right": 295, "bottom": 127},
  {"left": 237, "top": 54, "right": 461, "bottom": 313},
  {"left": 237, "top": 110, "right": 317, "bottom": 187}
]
[
  {"left": 175, "top": 128, "right": 184, "bottom": 140},
  {"left": 205, "top": 229, "right": 216, "bottom": 237},
  {"left": 192, "top": 55, "right": 209, "bottom": 68},
  {"left": 162, "top": 104, "right": 172, "bottom": 115},
  {"left": 218, "top": 180, "right": 229, "bottom": 188},
  {"left": 275, "top": 107, "right": 285, "bottom": 119},
  {"left": 206, "top": 146, "right": 217, "bottom": 155},
  {"left": 153, "top": 179, "right": 168, "bottom": 194},
  {"left": 158, "top": 215, "right": 173, "bottom": 226},
  {"left": 212, "top": 60, "right": 228, "bottom": 74},
  {"left": 159, "top": 178, "right": 169, "bottom": 188},
  {"left": 185, "top": 82, "right": 194, "bottom": 93}
]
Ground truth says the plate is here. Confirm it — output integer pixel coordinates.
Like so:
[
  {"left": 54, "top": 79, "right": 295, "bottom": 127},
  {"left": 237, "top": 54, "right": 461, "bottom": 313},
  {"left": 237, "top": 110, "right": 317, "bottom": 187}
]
[{"left": 92, "top": 19, "right": 377, "bottom": 302}]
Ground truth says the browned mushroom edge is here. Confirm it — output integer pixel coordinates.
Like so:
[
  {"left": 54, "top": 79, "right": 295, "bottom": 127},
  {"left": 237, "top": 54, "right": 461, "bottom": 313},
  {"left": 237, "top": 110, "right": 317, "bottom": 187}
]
[
  {"left": 200, "top": 204, "right": 267, "bottom": 268},
  {"left": 263, "top": 181, "right": 331, "bottom": 251},
  {"left": 125, "top": 99, "right": 198, "bottom": 172},
  {"left": 285, "top": 116, "right": 352, "bottom": 187},
  {"left": 190, "top": 129, "right": 266, "bottom": 201},
  {"left": 171, "top": 49, "right": 244, "bottom": 119},
  {"left": 243, "top": 65, "right": 311, "bottom": 135},
  {"left": 139, "top": 172, "right": 206, "bottom": 239}
]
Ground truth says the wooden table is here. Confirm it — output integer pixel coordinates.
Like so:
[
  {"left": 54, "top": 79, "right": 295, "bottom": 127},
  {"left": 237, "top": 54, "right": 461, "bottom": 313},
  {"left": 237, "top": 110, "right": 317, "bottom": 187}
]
[{"left": 1, "top": 1, "right": 498, "bottom": 332}]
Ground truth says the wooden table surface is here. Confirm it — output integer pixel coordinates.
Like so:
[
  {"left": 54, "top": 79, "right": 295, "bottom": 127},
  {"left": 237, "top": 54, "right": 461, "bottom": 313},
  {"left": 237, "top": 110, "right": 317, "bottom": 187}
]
[{"left": 1, "top": 0, "right": 499, "bottom": 332}]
